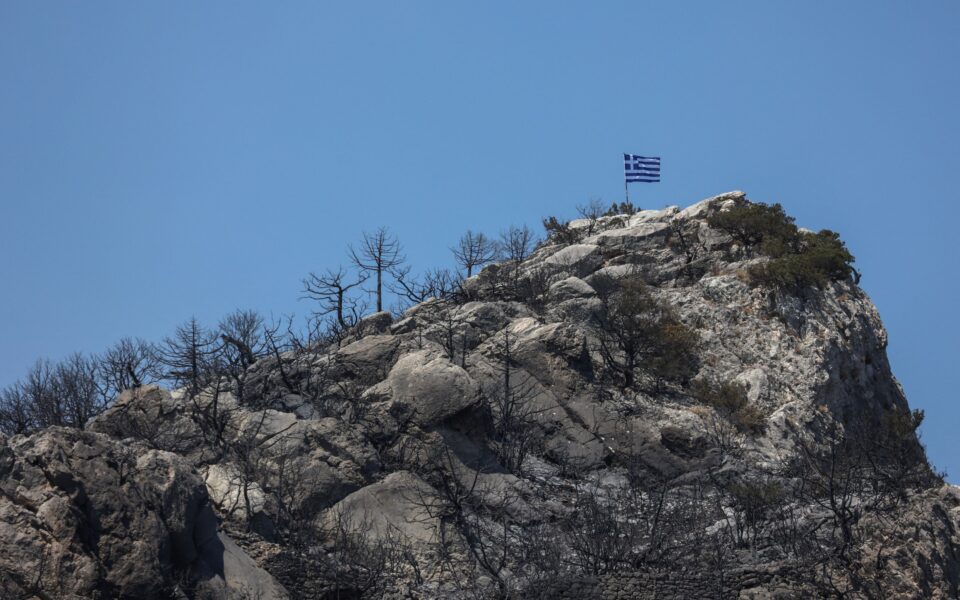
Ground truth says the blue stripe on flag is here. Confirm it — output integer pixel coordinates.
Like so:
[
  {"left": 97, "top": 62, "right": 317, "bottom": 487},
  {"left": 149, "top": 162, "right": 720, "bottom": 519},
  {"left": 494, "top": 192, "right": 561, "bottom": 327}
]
[{"left": 625, "top": 153, "right": 660, "bottom": 183}]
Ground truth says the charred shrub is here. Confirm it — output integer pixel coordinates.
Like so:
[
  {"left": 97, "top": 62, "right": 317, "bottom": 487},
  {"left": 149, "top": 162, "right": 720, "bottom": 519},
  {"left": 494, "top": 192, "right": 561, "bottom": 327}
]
[
  {"left": 542, "top": 216, "right": 581, "bottom": 245},
  {"left": 604, "top": 201, "right": 637, "bottom": 217}
]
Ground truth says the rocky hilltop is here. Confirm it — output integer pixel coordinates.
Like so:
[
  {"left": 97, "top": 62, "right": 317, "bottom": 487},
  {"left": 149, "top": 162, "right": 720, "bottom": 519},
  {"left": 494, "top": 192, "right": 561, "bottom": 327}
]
[{"left": 1, "top": 192, "right": 957, "bottom": 599}]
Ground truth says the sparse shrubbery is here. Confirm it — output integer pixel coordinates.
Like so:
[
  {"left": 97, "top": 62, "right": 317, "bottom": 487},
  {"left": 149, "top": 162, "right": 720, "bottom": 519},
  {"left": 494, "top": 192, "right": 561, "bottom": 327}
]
[
  {"left": 545, "top": 201, "right": 639, "bottom": 243},
  {"left": 596, "top": 278, "right": 699, "bottom": 391},
  {"left": 514, "top": 265, "right": 555, "bottom": 309},
  {"left": 862, "top": 407, "right": 941, "bottom": 494},
  {"left": 0, "top": 310, "right": 276, "bottom": 437},
  {"left": 723, "top": 477, "right": 785, "bottom": 553},
  {"left": 708, "top": 201, "right": 856, "bottom": 293},
  {"left": 646, "top": 323, "right": 700, "bottom": 388},
  {"left": 604, "top": 201, "right": 637, "bottom": 216}
]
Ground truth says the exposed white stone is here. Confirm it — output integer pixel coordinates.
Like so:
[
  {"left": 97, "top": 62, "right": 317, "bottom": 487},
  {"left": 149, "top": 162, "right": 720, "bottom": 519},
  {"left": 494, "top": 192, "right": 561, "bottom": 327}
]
[
  {"left": 548, "top": 276, "right": 596, "bottom": 301},
  {"left": 627, "top": 205, "right": 678, "bottom": 225},
  {"left": 376, "top": 349, "right": 480, "bottom": 426},
  {"left": 674, "top": 190, "right": 745, "bottom": 220},
  {"left": 543, "top": 243, "right": 602, "bottom": 275},
  {"left": 203, "top": 463, "right": 268, "bottom": 520}
]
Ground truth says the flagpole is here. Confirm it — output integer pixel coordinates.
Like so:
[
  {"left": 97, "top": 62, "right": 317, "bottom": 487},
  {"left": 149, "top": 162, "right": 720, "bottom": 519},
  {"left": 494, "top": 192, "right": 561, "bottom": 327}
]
[{"left": 623, "top": 153, "right": 632, "bottom": 207}]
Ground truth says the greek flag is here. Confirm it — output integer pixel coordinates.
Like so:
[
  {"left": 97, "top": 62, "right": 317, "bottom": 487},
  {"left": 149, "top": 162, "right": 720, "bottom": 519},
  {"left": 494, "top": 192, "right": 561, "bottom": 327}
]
[{"left": 624, "top": 154, "right": 660, "bottom": 183}]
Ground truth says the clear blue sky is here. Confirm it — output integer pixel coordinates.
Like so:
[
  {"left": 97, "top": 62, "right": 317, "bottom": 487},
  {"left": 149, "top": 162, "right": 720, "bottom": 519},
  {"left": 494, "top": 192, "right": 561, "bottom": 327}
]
[{"left": 1, "top": 2, "right": 957, "bottom": 477}]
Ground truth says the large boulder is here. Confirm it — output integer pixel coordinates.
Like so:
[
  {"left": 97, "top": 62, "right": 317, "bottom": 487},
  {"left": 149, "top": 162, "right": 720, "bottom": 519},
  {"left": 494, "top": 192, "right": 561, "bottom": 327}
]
[
  {"left": 367, "top": 349, "right": 480, "bottom": 427},
  {"left": 543, "top": 243, "right": 603, "bottom": 277},
  {"left": 334, "top": 334, "right": 402, "bottom": 384},
  {"left": 321, "top": 471, "right": 441, "bottom": 545},
  {"left": 96, "top": 387, "right": 383, "bottom": 532},
  {"left": 201, "top": 409, "right": 381, "bottom": 529},
  {"left": 547, "top": 276, "right": 603, "bottom": 323}
]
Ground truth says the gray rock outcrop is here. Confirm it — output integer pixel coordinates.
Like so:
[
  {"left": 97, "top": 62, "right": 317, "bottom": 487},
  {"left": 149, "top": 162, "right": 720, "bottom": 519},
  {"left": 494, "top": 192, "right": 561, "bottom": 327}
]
[{"left": 0, "top": 428, "right": 287, "bottom": 599}]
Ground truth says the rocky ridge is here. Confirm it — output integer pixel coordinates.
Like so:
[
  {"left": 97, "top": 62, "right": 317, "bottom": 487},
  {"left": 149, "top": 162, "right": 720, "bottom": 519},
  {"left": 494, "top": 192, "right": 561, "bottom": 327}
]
[{"left": 1, "top": 191, "right": 957, "bottom": 599}]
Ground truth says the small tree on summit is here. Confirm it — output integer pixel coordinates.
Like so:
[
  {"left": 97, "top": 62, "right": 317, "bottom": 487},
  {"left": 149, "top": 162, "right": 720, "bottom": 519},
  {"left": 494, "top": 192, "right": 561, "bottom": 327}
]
[
  {"left": 213, "top": 309, "right": 269, "bottom": 405},
  {"left": 97, "top": 337, "right": 160, "bottom": 399},
  {"left": 604, "top": 201, "right": 637, "bottom": 217},
  {"left": 498, "top": 224, "right": 538, "bottom": 294},
  {"left": 349, "top": 226, "right": 405, "bottom": 313},
  {"left": 452, "top": 230, "right": 497, "bottom": 277},
  {"left": 576, "top": 199, "right": 607, "bottom": 235},
  {"left": 218, "top": 309, "right": 267, "bottom": 370},
  {"left": 302, "top": 267, "right": 367, "bottom": 330},
  {"left": 390, "top": 266, "right": 460, "bottom": 306},
  {"left": 499, "top": 224, "right": 536, "bottom": 265},
  {"left": 160, "top": 317, "right": 217, "bottom": 394}
]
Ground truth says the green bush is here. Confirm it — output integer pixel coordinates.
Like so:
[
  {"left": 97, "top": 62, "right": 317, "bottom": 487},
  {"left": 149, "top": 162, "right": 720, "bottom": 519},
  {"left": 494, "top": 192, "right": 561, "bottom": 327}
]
[
  {"left": 598, "top": 278, "right": 699, "bottom": 390},
  {"left": 707, "top": 202, "right": 798, "bottom": 253},
  {"left": 748, "top": 229, "right": 855, "bottom": 293},
  {"left": 708, "top": 201, "right": 856, "bottom": 293}
]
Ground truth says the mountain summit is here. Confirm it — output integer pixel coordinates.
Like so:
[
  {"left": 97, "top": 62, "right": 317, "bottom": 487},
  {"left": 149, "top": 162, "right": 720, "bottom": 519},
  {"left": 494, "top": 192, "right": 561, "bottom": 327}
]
[{"left": 1, "top": 192, "right": 957, "bottom": 599}]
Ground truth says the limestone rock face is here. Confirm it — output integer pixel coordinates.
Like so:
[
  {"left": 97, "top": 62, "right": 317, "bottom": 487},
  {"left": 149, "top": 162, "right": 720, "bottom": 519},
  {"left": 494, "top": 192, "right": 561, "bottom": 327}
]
[
  {"left": 0, "top": 428, "right": 287, "bottom": 599},
  {"left": 92, "top": 386, "right": 382, "bottom": 536}
]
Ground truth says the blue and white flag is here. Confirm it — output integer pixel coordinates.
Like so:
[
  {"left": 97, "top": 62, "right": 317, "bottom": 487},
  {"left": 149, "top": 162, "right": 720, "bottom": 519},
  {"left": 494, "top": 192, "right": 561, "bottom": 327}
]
[{"left": 624, "top": 154, "right": 660, "bottom": 183}]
